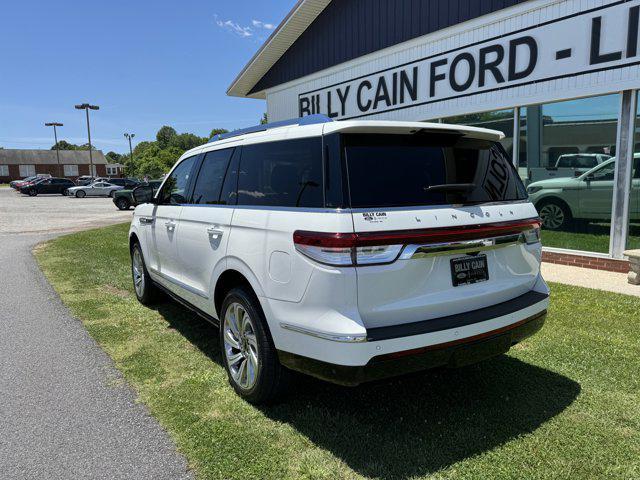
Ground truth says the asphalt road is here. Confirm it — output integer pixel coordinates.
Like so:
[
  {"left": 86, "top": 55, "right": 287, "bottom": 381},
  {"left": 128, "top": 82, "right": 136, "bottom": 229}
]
[{"left": 0, "top": 188, "right": 192, "bottom": 479}]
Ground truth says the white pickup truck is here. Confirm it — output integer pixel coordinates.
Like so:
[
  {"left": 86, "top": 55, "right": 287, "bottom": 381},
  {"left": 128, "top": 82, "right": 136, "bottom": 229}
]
[{"left": 528, "top": 153, "right": 611, "bottom": 183}]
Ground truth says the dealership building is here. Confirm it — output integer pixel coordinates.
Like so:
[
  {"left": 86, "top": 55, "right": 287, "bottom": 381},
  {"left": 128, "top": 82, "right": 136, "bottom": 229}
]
[{"left": 229, "top": 0, "right": 640, "bottom": 271}]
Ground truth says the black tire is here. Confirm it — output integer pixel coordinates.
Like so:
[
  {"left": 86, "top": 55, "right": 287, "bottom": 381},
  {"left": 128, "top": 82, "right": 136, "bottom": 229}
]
[
  {"left": 109, "top": 190, "right": 116, "bottom": 198},
  {"left": 76, "top": 190, "right": 86, "bottom": 198},
  {"left": 28, "top": 189, "right": 37, "bottom": 197},
  {"left": 115, "top": 197, "right": 130, "bottom": 210},
  {"left": 220, "top": 287, "right": 290, "bottom": 404},
  {"left": 537, "top": 198, "right": 572, "bottom": 231},
  {"left": 62, "top": 189, "right": 68, "bottom": 196},
  {"left": 130, "top": 243, "right": 162, "bottom": 306}
]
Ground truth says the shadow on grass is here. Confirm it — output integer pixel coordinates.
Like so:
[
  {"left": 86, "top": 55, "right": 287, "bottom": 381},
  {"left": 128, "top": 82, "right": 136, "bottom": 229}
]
[{"left": 156, "top": 301, "right": 580, "bottom": 480}]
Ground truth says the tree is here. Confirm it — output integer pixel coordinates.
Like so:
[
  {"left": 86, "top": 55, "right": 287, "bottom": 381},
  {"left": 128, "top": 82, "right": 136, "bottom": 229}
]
[
  {"left": 260, "top": 112, "right": 268, "bottom": 125},
  {"left": 51, "top": 140, "right": 94, "bottom": 150},
  {"left": 156, "top": 126, "right": 177, "bottom": 149},
  {"left": 169, "top": 133, "right": 207, "bottom": 151},
  {"left": 105, "top": 151, "right": 122, "bottom": 164},
  {"left": 209, "top": 128, "right": 229, "bottom": 138}
]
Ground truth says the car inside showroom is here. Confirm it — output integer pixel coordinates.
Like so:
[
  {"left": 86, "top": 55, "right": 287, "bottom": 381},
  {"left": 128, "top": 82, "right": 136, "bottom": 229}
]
[{"left": 228, "top": 0, "right": 640, "bottom": 271}]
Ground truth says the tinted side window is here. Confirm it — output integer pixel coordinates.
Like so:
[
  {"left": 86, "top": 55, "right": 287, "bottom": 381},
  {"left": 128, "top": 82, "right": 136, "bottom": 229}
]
[
  {"left": 219, "top": 147, "right": 241, "bottom": 205},
  {"left": 237, "top": 138, "right": 323, "bottom": 208},
  {"left": 159, "top": 155, "right": 198, "bottom": 205},
  {"left": 191, "top": 148, "right": 234, "bottom": 204}
]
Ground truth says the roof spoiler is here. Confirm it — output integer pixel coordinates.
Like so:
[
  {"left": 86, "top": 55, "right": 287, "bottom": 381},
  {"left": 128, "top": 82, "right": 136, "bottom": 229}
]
[{"left": 209, "top": 114, "right": 334, "bottom": 143}]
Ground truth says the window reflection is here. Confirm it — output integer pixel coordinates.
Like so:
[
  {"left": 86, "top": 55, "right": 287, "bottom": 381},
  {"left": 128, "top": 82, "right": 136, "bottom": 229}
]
[{"left": 442, "top": 94, "right": 620, "bottom": 254}]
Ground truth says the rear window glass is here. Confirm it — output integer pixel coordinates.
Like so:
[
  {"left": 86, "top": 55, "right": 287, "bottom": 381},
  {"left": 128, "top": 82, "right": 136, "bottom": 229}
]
[
  {"left": 237, "top": 138, "right": 323, "bottom": 208},
  {"left": 343, "top": 134, "right": 527, "bottom": 208}
]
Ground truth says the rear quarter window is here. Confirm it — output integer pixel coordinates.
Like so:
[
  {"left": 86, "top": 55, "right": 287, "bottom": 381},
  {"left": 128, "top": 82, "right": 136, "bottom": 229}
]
[{"left": 237, "top": 138, "right": 323, "bottom": 208}]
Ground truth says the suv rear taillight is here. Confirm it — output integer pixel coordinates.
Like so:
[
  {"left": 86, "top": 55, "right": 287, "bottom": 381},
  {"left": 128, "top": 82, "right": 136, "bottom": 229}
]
[{"left": 293, "top": 218, "right": 541, "bottom": 267}]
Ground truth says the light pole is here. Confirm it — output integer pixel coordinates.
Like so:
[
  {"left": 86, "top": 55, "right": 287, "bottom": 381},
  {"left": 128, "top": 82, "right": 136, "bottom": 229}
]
[
  {"left": 44, "top": 122, "right": 63, "bottom": 177},
  {"left": 74, "top": 103, "right": 99, "bottom": 177},
  {"left": 124, "top": 132, "right": 135, "bottom": 176}
]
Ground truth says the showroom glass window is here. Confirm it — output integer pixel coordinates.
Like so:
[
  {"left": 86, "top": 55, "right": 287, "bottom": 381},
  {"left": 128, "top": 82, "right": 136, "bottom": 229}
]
[
  {"left": 628, "top": 96, "right": 640, "bottom": 250},
  {"left": 524, "top": 95, "right": 619, "bottom": 253}
]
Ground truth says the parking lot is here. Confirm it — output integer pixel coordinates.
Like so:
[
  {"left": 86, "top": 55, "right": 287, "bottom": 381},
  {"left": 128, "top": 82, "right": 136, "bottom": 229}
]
[{"left": 0, "top": 187, "right": 132, "bottom": 235}]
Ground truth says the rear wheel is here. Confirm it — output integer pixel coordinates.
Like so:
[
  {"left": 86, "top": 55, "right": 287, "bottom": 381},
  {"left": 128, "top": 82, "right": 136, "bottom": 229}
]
[
  {"left": 131, "top": 243, "right": 161, "bottom": 305},
  {"left": 76, "top": 190, "right": 86, "bottom": 198},
  {"left": 28, "top": 189, "right": 37, "bottom": 197},
  {"left": 538, "top": 199, "right": 572, "bottom": 230},
  {"left": 115, "top": 197, "right": 130, "bottom": 210},
  {"left": 220, "top": 287, "right": 290, "bottom": 404},
  {"left": 62, "top": 189, "right": 69, "bottom": 196},
  {"left": 109, "top": 190, "right": 116, "bottom": 198}
]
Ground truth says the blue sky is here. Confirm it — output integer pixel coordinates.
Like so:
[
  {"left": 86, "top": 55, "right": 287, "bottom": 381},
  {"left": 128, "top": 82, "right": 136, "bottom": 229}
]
[{"left": 0, "top": 0, "right": 295, "bottom": 153}]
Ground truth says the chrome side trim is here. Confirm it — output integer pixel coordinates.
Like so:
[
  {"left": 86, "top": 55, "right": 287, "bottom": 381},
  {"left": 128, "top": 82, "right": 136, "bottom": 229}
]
[
  {"left": 400, "top": 233, "right": 524, "bottom": 259},
  {"left": 280, "top": 323, "right": 367, "bottom": 343},
  {"left": 149, "top": 267, "right": 210, "bottom": 299}
]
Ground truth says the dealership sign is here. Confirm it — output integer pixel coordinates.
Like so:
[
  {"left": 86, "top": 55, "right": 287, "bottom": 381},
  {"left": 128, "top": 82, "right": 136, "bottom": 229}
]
[{"left": 298, "top": 1, "right": 640, "bottom": 120}]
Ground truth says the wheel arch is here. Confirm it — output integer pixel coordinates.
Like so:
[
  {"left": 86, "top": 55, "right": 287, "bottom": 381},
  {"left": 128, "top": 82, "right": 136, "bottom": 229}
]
[
  {"left": 213, "top": 263, "right": 264, "bottom": 320},
  {"left": 535, "top": 195, "right": 574, "bottom": 218}
]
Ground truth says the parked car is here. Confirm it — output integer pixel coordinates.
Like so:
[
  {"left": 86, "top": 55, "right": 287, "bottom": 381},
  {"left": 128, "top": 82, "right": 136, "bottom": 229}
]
[
  {"left": 107, "top": 177, "right": 140, "bottom": 189},
  {"left": 76, "top": 175, "right": 98, "bottom": 186},
  {"left": 528, "top": 155, "right": 640, "bottom": 230},
  {"left": 10, "top": 174, "right": 52, "bottom": 190},
  {"left": 67, "top": 181, "right": 124, "bottom": 198},
  {"left": 128, "top": 117, "right": 549, "bottom": 404},
  {"left": 19, "top": 177, "right": 76, "bottom": 196},
  {"left": 112, "top": 180, "right": 162, "bottom": 210},
  {"left": 528, "top": 153, "right": 611, "bottom": 183}
]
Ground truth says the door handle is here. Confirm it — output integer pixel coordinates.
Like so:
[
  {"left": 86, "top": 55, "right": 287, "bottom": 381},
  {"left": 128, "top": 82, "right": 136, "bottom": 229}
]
[
  {"left": 206, "top": 226, "right": 224, "bottom": 238},
  {"left": 165, "top": 220, "right": 176, "bottom": 231},
  {"left": 139, "top": 217, "right": 154, "bottom": 225}
]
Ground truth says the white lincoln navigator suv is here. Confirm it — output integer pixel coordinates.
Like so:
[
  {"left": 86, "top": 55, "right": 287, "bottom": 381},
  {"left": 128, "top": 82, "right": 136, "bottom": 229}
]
[{"left": 129, "top": 115, "right": 549, "bottom": 403}]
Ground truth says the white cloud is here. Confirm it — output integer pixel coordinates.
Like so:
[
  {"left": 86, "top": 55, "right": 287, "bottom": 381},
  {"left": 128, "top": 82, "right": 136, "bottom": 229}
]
[
  {"left": 214, "top": 15, "right": 253, "bottom": 38},
  {"left": 252, "top": 19, "right": 275, "bottom": 30}
]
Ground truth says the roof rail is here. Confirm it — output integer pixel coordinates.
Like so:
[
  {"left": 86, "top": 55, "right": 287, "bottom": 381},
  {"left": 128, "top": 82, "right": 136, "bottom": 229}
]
[{"left": 209, "top": 114, "right": 333, "bottom": 142}]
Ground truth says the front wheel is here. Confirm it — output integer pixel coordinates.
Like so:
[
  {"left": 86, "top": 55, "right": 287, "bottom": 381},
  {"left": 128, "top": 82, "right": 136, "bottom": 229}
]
[
  {"left": 220, "top": 287, "right": 290, "bottom": 404},
  {"left": 131, "top": 243, "right": 161, "bottom": 305},
  {"left": 62, "top": 189, "right": 69, "bottom": 196},
  {"left": 28, "top": 189, "right": 37, "bottom": 197},
  {"left": 538, "top": 200, "right": 572, "bottom": 230},
  {"left": 76, "top": 190, "right": 86, "bottom": 198}
]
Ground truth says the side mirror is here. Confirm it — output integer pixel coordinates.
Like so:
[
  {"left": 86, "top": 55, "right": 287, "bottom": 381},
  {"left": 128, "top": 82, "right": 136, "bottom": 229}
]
[{"left": 133, "top": 185, "right": 156, "bottom": 204}]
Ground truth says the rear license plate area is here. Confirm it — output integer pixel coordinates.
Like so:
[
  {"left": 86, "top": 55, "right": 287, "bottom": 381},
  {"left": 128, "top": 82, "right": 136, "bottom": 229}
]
[{"left": 450, "top": 254, "right": 488, "bottom": 287}]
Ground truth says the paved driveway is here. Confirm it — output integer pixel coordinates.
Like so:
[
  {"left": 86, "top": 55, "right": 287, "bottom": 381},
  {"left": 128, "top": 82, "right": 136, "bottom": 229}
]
[{"left": 0, "top": 188, "right": 192, "bottom": 479}]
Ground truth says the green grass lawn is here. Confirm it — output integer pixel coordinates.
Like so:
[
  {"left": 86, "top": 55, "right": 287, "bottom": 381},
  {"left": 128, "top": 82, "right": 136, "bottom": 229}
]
[
  {"left": 541, "top": 223, "right": 640, "bottom": 253},
  {"left": 36, "top": 223, "right": 640, "bottom": 479}
]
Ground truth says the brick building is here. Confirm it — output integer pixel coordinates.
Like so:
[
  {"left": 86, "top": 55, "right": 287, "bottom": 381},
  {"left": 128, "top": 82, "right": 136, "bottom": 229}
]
[{"left": 0, "top": 149, "right": 109, "bottom": 182}]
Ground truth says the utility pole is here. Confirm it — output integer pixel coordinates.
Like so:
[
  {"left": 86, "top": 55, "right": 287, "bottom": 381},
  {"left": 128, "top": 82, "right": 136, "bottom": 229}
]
[
  {"left": 74, "top": 103, "right": 99, "bottom": 177},
  {"left": 124, "top": 132, "right": 135, "bottom": 176},
  {"left": 44, "top": 122, "right": 63, "bottom": 177}
]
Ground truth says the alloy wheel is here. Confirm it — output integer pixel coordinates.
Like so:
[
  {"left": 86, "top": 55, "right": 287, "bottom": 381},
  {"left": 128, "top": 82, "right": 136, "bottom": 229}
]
[
  {"left": 539, "top": 203, "right": 565, "bottom": 230},
  {"left": 223, "top": 302, "right": 259, "bottom": 390},
  {"left": 132, "top": 248, "right": 145, "bottom": 297}
]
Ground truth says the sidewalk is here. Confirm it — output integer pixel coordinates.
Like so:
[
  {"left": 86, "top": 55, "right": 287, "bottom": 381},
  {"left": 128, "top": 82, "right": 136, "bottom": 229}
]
[{"left": 541, "top": 262, "right": 640, "bottom": 297}]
